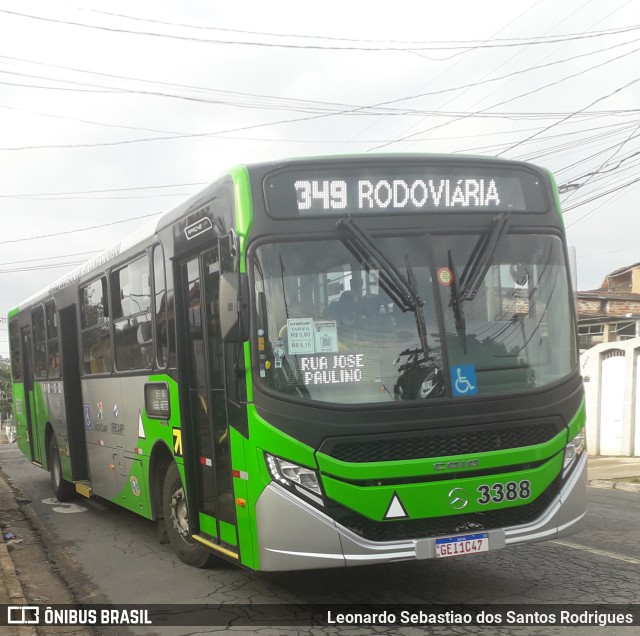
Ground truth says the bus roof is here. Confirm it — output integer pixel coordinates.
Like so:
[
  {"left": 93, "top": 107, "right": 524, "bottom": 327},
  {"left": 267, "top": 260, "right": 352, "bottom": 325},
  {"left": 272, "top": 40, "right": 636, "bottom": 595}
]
[{"left": 8, "top": 153, "right": 549, "bottom": 316}]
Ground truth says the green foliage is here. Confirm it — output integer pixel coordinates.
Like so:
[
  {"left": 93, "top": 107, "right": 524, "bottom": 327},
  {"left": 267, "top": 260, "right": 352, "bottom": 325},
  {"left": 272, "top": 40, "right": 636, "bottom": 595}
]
[{"left": 0, "top": 358, "right": 12, "bottom": 417}]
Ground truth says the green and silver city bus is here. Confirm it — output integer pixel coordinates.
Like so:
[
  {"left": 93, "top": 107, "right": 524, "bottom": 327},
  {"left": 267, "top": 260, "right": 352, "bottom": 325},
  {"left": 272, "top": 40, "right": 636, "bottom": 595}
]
[{"left": 8, "top": 154, "right": 587, "bottom": 570}]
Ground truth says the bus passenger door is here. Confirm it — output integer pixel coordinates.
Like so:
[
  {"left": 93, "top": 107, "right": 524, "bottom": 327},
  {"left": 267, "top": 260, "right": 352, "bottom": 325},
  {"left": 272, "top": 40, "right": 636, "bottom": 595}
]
[
  {"left": 20, "top": 326, "right": 42, "bottom": 464},
  {"left": 180, "top": 248, "right": 238, "bottom": 556},
  {"left": 59, "top": 305, "right": 89, "bottom": 481}
]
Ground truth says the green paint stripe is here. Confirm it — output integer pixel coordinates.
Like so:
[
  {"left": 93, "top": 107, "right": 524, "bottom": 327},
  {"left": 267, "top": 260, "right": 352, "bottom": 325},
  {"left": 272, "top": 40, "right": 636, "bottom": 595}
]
[
  {"left": 323, "top": 453, "right": 562, "bottom": 522},
  {"left": 199, "top": 514, "right": 219, "bottom": 539},
  {"left": 248, "top": 406, "right": 317, "bottom": 466},
  {"left": 229, "top": 165, "right": 254, "bottom": 273},
  {"left": 219, "top": 520, "right": 238, "bottom": 547},
  {"left": 567, "top": 399, "right": 586, "bottom": 439}
]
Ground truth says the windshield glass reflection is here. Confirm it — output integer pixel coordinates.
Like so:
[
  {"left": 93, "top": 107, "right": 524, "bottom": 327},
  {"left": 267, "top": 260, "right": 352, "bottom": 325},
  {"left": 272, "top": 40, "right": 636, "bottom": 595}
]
[{"left": 252, "top": 233, "right": 575, "bottom": 405}]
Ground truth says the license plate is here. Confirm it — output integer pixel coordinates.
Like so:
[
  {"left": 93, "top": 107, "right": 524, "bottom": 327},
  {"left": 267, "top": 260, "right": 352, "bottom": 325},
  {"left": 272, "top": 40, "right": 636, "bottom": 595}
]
[{"left": 435, "top": 532, "right": 489, "bottom": 559}]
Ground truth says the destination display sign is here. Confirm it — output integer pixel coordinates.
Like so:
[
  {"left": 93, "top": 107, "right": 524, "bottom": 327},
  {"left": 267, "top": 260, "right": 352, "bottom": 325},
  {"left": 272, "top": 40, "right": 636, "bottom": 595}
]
[{"left": 264, "top": 164, "right": 548, "bottom": 217}]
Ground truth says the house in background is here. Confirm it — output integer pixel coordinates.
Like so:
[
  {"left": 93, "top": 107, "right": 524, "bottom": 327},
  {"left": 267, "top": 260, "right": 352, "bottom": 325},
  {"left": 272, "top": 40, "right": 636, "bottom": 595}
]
[
  {"left": 576, "top": 263, "right": 640, "bottom": 456},
  {"left": 577, "top": 262, "right": 640, "bottom": 350},
  {"left": 581, "top": 337, "right": 639, "bottom": 456}
]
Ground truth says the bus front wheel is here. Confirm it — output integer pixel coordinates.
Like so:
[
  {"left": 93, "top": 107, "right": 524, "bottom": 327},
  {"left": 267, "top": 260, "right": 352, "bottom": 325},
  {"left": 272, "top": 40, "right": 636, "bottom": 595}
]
[
  {"left": 162, "top": 462, "right": 215, "bottom": 568},
  {"left": 49, "top": 435, "right": 76, "bottom": 501}
]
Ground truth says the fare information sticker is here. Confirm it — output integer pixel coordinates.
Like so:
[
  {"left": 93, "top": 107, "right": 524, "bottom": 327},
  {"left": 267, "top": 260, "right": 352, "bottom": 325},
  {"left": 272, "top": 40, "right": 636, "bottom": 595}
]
[
  {"left": 287, "top": 318, "right": 315, "bottom": 355},
  {"left": 314, "top": 320, "right": 338, "bottom": 353}
]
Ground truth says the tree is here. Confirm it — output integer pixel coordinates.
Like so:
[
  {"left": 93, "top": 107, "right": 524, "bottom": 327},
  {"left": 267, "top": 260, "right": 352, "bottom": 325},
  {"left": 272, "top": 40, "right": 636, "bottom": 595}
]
[{"left": 0, "top": 358, "right": 13, "bottom": 422}]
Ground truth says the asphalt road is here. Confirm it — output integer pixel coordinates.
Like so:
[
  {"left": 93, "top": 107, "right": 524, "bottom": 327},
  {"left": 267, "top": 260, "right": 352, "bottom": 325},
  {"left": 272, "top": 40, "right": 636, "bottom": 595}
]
[{"left": 1, "top": 444, "right": 639, "bottom": 636}]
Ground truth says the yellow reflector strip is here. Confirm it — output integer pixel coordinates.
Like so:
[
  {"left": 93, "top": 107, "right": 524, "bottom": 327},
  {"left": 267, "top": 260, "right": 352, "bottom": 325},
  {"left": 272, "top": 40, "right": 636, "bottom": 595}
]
[
  {"left": 75, "top": 482, "right": 92, "bottom": 498},
  {"left": 192, "top": 534, "right": 239, "bottom": 559}
]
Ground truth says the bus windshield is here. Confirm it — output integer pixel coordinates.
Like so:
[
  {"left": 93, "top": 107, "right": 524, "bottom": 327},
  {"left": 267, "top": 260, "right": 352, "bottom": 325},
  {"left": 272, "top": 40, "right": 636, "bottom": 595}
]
[{"left": 252, "top": 232, "right": 576, "bottom": 404}]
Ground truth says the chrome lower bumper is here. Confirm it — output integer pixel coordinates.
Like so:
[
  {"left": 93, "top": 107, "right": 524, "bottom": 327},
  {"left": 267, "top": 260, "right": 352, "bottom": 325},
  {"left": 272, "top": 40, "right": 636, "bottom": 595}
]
[{"left": 255, "top": 453, "right": 588, "bottom": 571}]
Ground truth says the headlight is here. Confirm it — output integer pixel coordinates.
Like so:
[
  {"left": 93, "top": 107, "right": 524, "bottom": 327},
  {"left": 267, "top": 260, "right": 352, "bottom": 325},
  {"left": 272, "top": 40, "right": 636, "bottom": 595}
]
[
  {"left": 265, "top": 453, "right": 324, "bottom": 506},
  {"left": 563, "top": 427, "right": 586, "bottom": 473}
]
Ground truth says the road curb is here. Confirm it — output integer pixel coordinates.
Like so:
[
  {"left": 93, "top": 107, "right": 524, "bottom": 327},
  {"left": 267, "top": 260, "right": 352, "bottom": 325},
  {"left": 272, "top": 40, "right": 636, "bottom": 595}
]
[
  {"left": 0, "top": 486, "right": 36, "bottom": 636},
  {"left": 0, "top": 534, "right": 28, "bottom": 604},
  {"left": 588, "top": 479, "right": 640, "bottom": 493},
  {"left": 0, "top": 465, "right": 29, "bottom": 606}
]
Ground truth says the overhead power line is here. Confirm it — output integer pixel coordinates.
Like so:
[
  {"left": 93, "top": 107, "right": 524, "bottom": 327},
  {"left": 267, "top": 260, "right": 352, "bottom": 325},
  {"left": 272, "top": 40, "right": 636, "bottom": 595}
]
[
  {"left": 0, "top": 261, "right": 86, "bottom": 274},
  {"left": 0, "top": 212, "right": 162, "bottom": 245},
  {"left": 0, "top": 250, "right": 100, "bottom": 266},
  {"left": 1, "top": 107, "right": 638, "bottom": 153},
  {"left": 563, "top": 174, "right": 640, "bottom": 212},
  {"left": 497, "top": 75, "right": 640, "bottom": 156},
  {"left": 0, "top": 102, "right": 189, "bottom": 137},
  {"left": 3, "top": 192, "right": 191, "bottom": 201},
  {"left": 461, "top": 120, "right": 640, "bottom": 158},
  {"left": 514, "top": 123, "right": 640, "bottom": 164},
  {"left": 0, "top": 182, "right": 206, "bottom": 199},
  {"left": 79, "top": 6, "right": 640, "bottom": 47},
  {"left": 2, "top": 8, "right": 640, "bottom": 51},
  {"left": 2, "top": 36, "right": 639, "bottom": 114},
  {"left": 369, "top": 43, "right": 640, "bottom": 151},
  {"left": 0, "top": 36, "right": 638, "bottom": 155}
]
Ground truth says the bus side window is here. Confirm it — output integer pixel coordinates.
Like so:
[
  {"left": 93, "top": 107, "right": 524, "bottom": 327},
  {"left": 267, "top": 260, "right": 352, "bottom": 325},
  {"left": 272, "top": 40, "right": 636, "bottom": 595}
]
[
  {"left": 153, "top": 244, "right": 171, "bottom": 368},
  {"left": 111, "top": 254, "right": 152, "bottom": 371},
  {"left": 46, "top": 301, "right": 60, "bottom": 379},
  {"left": 81, "top": 276, "right": 111, "bottom": 375},
  {"left": 9, "top": 320, "right": 22, "bottom": 381},
  {"left": 31, "top": 305, "right": 47, "bottom": 379}
]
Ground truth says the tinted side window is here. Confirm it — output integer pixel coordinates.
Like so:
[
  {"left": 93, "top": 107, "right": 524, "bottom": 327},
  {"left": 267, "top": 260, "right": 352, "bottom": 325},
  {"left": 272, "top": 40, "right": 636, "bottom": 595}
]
[
  {"left": 32, "top": 306, "right": 47, "bottom": 379},
  {"left": 153, "top": 245, "right": 169, "bottom": 369},
  {"left": 46, "top": 301, "right": 60, "bottom": 379},
  {"left": 9, "top": 320, "right": 22, "bottom": 380}
]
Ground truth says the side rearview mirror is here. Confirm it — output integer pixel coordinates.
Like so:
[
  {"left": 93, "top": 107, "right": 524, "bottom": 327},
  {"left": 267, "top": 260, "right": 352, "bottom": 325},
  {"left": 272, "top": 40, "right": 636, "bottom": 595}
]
[{"left": 219, "top": 272, "right": 249, "bottom": 342}]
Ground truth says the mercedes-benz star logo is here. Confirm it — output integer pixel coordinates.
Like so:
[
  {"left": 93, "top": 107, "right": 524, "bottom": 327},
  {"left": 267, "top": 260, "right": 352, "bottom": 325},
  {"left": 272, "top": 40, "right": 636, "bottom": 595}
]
[{"left": 448, "top": 487, "right": 468, "bottom": 510}]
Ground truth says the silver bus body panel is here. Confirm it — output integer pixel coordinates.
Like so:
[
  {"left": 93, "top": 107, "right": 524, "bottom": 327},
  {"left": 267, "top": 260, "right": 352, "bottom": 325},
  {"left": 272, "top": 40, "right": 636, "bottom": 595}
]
[
  {"left": 81, "top": 375, "right": 148, "bottom": 501},
  {"left": 255, "top": 454, "right": 587, "bottom": 571},
  {"left": 504, "top": 451, "right": 588, "bottom": 545},
  {"left": 35, "top": 380, "right": 66, "bottom": 463}
]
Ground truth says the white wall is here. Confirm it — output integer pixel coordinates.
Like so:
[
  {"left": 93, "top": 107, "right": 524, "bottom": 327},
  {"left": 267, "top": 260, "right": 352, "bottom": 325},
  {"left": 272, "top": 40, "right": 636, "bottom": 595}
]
[{"left": 580, "top": 337, "right": 639, "bottom": 457}]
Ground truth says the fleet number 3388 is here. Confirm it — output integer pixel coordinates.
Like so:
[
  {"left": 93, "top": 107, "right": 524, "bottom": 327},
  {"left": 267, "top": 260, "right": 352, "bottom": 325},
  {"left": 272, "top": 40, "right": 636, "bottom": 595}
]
[{"left": 477, "top": 480, "right": 532, "bottom": 505}]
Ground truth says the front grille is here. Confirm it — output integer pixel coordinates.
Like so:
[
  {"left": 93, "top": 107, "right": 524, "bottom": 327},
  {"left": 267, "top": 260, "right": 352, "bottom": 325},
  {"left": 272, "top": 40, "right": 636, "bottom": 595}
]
[
  {"left": 332, "top": 481, "right": 559, "bottom": 542},
  {"left": 325, "top": 422, "right": 559, "bottom": 463}
]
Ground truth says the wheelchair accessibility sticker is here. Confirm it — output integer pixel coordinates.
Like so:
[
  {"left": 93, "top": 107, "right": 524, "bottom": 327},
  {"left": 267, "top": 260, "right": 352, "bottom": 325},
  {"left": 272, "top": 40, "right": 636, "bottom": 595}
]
[{"left": 451, "top": 365, "right": 478, "bottom": 396}]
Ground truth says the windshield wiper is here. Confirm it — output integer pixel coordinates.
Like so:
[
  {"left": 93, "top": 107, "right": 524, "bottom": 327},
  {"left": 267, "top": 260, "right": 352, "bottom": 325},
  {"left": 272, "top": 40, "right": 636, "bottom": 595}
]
[
  {"left": 336, "top": 218, "right": 429, "bottom": 357},
  {"left": 459, "top": 212, "right": 510, "bottom": 302},
  {"left": 336, "top": 218, "right": 422, "bottom": 312},
  {"left": 448, "top": 249, "right": 466, "bottom": 346},
  {"left": 404, "top": 254, "right": 430, "bottom": 365},
  {"left": 448, "top": 212, "right": 510, "bottom": 353}
]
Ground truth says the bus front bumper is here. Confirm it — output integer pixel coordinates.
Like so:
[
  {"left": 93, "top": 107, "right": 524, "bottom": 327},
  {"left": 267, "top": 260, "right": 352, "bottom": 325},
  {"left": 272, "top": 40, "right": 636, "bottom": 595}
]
[{"left": 254, "top": 453, "right": 588, "bottom": 571}]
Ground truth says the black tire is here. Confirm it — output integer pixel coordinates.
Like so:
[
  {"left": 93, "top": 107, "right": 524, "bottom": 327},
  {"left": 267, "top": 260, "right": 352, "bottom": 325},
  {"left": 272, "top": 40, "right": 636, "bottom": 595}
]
[
  {"left": 49, "top": 435, "right": 76, "bottom": 501},
  {"left": 162, "top": 462, "right": 216, "bottom": 568}
]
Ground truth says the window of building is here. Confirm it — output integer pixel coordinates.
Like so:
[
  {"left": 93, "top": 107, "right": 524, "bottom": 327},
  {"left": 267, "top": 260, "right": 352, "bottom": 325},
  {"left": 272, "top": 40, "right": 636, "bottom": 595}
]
[
  {"left": 578, "top": 324, "right": 604, "bottom": 346},
  {"left": 613, "top": 321, "right": 637, "bottom": 340}
]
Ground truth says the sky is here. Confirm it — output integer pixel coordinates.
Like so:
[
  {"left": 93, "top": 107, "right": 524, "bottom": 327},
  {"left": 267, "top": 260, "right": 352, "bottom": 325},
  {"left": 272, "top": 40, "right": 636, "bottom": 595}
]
[{"left": 1, "top": 0, "right": 639, "bottom": 356}]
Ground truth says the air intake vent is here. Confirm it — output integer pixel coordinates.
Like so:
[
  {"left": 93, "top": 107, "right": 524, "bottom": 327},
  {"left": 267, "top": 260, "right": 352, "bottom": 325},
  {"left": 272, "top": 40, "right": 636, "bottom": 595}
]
[{"left": 322, "top": 422, "right": 559, "bottom": 463}]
